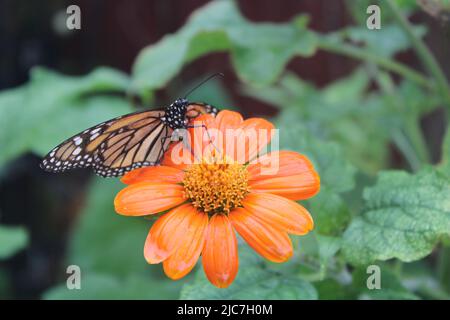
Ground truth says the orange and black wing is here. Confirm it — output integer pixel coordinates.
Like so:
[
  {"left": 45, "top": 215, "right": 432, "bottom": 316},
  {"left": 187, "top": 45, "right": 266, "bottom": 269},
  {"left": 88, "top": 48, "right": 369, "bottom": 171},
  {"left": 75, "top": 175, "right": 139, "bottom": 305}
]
[
  {"left": 40, "top": 109, "right": 173, "bottom": 177},
  {"left": 186, "top": 103, "right": 219, "bottom": 120}
]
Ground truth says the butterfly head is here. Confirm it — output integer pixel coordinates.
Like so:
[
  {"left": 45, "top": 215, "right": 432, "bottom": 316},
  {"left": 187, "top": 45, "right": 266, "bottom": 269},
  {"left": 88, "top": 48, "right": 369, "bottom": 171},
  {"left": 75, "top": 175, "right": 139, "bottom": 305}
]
[{"left": 163, "top": 98, "right": 190, "bottom": 129}]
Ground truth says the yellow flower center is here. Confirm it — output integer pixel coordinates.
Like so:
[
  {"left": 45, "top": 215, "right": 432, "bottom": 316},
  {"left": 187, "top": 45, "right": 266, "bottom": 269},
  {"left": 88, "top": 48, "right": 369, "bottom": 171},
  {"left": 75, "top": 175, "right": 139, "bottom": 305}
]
[{"left": 182, "top": 158, "right": 249, "bottom": 215}]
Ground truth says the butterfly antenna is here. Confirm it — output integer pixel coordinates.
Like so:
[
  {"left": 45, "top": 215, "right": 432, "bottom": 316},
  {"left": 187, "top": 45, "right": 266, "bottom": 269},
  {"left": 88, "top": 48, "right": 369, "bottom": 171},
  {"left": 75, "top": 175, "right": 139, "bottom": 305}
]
[{"left": 184, "top": 73, "right": 224, "bottom": 99}]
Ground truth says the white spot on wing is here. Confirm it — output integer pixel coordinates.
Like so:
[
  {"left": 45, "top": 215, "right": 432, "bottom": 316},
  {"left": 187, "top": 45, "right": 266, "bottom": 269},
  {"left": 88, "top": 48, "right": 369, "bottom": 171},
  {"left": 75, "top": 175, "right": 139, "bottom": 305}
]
[
  {"left": 74, "top": 136, "right": 83, "bottom": 145},
  {"left": 90, "top": 133, "right": 99, "bottom": 140},
  {"left": 73, "top": 147, "right": 82, "bottom": 155}
]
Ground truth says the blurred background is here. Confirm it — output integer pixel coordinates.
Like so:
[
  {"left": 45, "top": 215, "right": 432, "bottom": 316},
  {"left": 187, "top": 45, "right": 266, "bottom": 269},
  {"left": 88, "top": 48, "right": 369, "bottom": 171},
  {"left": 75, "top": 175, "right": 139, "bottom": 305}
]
[{"left": 0, "top": 0, "right": 449, "bottom": 299}]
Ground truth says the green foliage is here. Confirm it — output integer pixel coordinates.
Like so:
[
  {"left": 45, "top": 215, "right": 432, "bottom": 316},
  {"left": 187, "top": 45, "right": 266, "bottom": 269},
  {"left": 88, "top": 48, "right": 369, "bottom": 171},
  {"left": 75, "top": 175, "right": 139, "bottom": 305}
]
[
  {"left": 351, "top": 267, "right": 419, "bottom": 300},
  {"left": 0, "top": 226, "right": 28, "bottom": 259},
  {"left": 180, "top": 246, "right": 317, "bottom": 300},
  {"left": 132, "top": 0, "right": 316, "bottom": 92},
  {"left": 0, "top": 67, "right": 132, "bottom": 168},
  {"left": 346, "top": 0, "right": 419, "bottom": 25},
  {"left": 277, "top": 125, "right": 355, "bottom": 235},
  {"left": 441, "top": 127, "right": 450, "bottom": 175},
  {"left": 44, "top": 273, "right": 180, "bottom": 300},
  {"left": 338, "top": 24, "right": 426, "bottom": 58},
  {"left": 1, "top": 0, "right": 449, "bottom": 300},
  {"left": 246, "top": 68, "right": 440, "bottom": 174},
  {"left": 43, "top": 178, "right": 184, "bottom": 299},
  {"left": 68, "top": 179, "right": 149, "bottom": 276},
  {"left": 247, "top": 70, "right": 390, "bottom": 173},
  {"left": 314, "top": 278, "right": 354, "bottom": 300},
  {"left": 342, "top": 168, "right": 450, "bottom": 265}
]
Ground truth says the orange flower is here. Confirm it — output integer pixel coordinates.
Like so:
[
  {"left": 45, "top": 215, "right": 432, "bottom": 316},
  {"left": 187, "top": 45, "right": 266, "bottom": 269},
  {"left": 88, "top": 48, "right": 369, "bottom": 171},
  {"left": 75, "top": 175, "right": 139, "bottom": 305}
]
[{"left": 114, "top": 110, "right": 320, "bottom": 288}]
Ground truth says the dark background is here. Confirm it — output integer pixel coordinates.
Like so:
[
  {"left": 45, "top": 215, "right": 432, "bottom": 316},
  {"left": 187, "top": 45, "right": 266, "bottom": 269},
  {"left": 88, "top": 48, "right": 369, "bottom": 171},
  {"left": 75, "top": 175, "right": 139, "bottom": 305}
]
[{"left": 0, "top": 0, "right": 448, "bottom": 299}]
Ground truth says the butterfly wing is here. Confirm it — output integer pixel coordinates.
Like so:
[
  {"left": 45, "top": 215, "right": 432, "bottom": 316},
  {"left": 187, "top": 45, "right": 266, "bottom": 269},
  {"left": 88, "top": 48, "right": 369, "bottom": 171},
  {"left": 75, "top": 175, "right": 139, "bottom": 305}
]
[{"left": 40, "top": 109, "right": 173, "bottom": 177}]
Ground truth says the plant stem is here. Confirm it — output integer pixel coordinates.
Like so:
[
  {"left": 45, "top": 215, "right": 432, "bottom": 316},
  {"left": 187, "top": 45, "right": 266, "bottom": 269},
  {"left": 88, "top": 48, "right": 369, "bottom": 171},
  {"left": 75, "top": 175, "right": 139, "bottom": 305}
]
[
  {"left": 368, "top": 64, "right": 430, "bottom": 169},
  {"left": 392, "top": 130, "right": 423, "bottom": 171},
  {"left": 437, "top": 246, "right": 450, "bottom": 294},
  {"left": 403, "top": 117, "right": 431, "bottom": 165},
  {"left": 392, "top": 259, "right": 404, "bottom": 277},
  {"left": 386, "top": 0, "right": 450, "bottom": 105},
  {"left": 316, "top": 37, "right": 432, "bottom": 90}
]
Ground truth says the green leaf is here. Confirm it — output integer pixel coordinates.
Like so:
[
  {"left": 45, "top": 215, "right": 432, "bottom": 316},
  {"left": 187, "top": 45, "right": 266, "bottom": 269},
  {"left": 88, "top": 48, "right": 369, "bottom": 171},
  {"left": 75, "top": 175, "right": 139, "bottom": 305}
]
[
  {"left": 249, "top": 70, "right": 390, "bottom": 174},
  {"left": 256, "top": 70, "right": 440, "bottom": 175},
  {"left": 322, "top": 68, "right": 370, "bottom": 103},
  {"left": 67, "top": 178, "right": 152, "bottom": 276},
  {"left": 277, "top": 125, "right": 356, "bottom": 235},
  {"left": 343, "top": 24, "right": 426, "bottom": 58},
  {"left": 282, "top": 233, "right": 342, "bottom": 282},
  {"left": 132, "top": 1, "right": 317, "bottom": 92},
  {"left": 394, "top": 79, "right": 440, "bottom": 115},
  {"left": 43, "top": 272, "right": 180, "bottom": 300},
  {"left": 0, "top": 225, "right": 28, "bottom": 259},
  {"left": 308, "top": 188, "right": 351, "bottom": 235},
  {"left": 402, "top": 260, "right": 450, "bottom": 299},
  {"left": 43, "top": 178, "right": 186, "bottom": 299},
  {"left": 316, "top": 235, "right": 341, "bottom": 267},
  {"left": 351, "top": 267, "right": 419, "bottom": 300},
  {"left": 315, "top": 278, "right": 355, "bottom": 300},
  {"left": 342, "top": 168, "right": 450, "bottom": 265},
  {"left": 345, "top": 0, "right": 420, "bottom": 25},
  {"left": 0, "top": 67, "right": 132, "bottom": 168},
  {"left": 440, "top": 127, "right": 450, "bottom": 175},
  {"left": 180, "top": 246, "right": 317, "bottom": 300},
  {"left": 437, "top": 247, "right": 450, "bottom": 294}
]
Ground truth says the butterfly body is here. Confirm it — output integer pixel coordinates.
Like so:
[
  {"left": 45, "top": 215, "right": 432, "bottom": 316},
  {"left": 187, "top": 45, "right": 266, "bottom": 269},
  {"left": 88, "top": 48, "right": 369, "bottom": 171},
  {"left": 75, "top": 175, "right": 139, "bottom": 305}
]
[
  {"left": 40, "top": 99, "right": 218, "bottom": 177},
  {"left": 161, "top": 98, "right": 189, "bottom": 129}
]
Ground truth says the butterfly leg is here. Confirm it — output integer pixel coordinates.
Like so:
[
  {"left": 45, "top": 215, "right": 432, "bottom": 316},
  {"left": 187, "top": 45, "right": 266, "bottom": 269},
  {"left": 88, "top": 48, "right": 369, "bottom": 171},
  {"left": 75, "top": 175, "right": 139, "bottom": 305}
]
[
  {"left": 186, "top": 124, "right": 222, "bottom": 159},
  {"left": 156, "top": 127, "right": 195, "bottom": 163},
  {"left": 155, "top": 133, "right": 178, "bottom": 165}
]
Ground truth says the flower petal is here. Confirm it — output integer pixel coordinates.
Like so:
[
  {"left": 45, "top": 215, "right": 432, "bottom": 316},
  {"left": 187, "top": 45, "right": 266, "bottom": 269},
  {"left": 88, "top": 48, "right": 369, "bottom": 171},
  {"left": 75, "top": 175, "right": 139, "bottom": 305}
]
[
  {"left": 162, "top": 114, "right": 218, "bottom": 169},
  {"left": 242, "top": 193, "right": 314, "bottom": 235},
  {"left": 144, "top": 204, "right": 199, "bottom": 264},
  {"left": 234, "top": 118, "right": 274, "bottom": 163},
  {"left": 229, "top": 208, "right": 293, "bottom": 263},
  {"left": 163, "top": 209, "right": 208, "bottom": 280},
  {"left": 161, "top": 143, "right": 192, "bottom": 170},
  {"left": 202, "top": 214, "right": 238, "bottom": 288},
  {"left": 248, "top": 151, "right": 320, "bottom": 200},
  {"left": 121, "top": 166, "right": 185, "bottom": 185},
  {"left": 216, "top": 111, "right": 244, "bottom": 160},
  {"left": 216, "top": 110, "right": 243, "bottom": 132},
  {"left": 114, "top": 182, "right": 186, "bottom": 216},
  {"left": 189, "top": 114, "right": 218, "bottom": 159}
]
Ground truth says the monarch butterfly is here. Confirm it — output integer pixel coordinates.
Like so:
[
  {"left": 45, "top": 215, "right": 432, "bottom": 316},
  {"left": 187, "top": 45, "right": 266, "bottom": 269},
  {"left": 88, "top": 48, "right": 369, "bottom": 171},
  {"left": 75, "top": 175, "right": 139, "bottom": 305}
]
[{"left": 40, "top": 99, "right": 219, "bottom": 177}]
